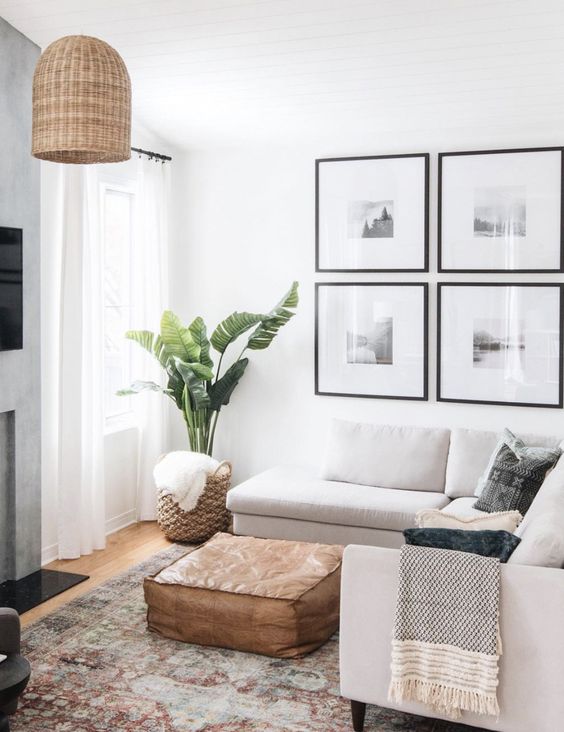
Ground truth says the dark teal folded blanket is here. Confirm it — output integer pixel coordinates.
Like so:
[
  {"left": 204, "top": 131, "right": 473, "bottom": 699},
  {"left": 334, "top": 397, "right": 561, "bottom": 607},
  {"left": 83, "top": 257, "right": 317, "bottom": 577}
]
[{"left": 403, "top": 528, "right": 521, "bottom": 563}]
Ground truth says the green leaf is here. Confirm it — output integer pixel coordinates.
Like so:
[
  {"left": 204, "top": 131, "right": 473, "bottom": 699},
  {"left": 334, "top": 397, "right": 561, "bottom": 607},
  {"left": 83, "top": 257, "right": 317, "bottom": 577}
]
[
  {"left": 174, "top": 358, "right": 210, "bottom": 410},
  {"left": 208, "top": 358, "right": 249, "bottom": 411},
  {"left": 117, "top": 380, "right": 169, "bottom": 397},
  {"left": 125, "top": 330, "right": 155, "bottom": 354},
  {"left": 189, "top": 317, "right": 213, "bottom": 368},
  {"left": 153, "top": 335, "right": 173, "bottom": 369},
  {"left": 160, "top": 311, "right": 201, "bottom": 362},
  {"left": 247, "top": 281, "right": 299, "bottom": 350},
  {"left": 165, "top": 364, "right": 185, "bottom": 409},
  {"left": 182, "top": 385, "right": 195, "bottom": 430},
  {"left": 186, "top": 361, "right": 214, "bottom": 381},
  {"left": 210, "top": 312, "right": 263, "bottom": 354},
  {"left": 279, "top": 280, "right": 299, "bottom": 309}
]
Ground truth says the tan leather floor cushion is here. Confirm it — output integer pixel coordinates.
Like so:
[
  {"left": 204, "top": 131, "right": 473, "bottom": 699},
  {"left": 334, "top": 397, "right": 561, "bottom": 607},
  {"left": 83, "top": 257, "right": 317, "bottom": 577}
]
[{"left": 144, "top": 532, "right": 343, "bottom": 658}]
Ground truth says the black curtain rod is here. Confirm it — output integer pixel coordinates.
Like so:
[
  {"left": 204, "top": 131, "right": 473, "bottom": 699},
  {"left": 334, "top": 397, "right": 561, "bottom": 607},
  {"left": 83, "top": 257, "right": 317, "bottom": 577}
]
[{"left": 131, "top": 146, "right": 172, "bottom": 162}]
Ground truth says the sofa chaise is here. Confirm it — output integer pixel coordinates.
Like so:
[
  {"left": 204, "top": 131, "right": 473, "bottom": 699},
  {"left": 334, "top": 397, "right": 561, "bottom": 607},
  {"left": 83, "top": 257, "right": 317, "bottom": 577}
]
[{"left": 228, "top": 419, "right": 564, "bottom": 732}]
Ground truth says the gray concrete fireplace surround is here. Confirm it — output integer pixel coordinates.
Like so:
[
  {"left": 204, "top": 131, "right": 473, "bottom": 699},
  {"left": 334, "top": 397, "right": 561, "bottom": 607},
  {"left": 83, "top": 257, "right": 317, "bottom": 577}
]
[{"left": 0, "top": 17, "right": 41, "bottom": 584}]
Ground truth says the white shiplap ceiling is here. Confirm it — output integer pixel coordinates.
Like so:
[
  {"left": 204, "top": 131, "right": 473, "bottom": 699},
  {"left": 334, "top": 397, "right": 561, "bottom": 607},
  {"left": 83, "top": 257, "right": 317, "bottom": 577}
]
[{"left": 1, "top": 0, "right": 564, "bottom": 150}]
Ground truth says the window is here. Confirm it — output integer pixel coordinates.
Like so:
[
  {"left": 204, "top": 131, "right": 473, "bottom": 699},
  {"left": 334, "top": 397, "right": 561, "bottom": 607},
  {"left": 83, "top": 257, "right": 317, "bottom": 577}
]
[{"left": 102, "top": 185, "right": 135, "bottom": 424}]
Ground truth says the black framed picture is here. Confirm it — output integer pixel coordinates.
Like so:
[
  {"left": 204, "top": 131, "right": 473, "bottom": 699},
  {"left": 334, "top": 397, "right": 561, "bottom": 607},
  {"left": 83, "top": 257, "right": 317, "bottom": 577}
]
[
  {"left": 439, "top": 147, "right": 564, "bottom": 272},
  {"left": 315, "top": 282, "right": 428, "bottom": 401},
  {"left": 438, "top": 283, "right": 563, "bottom": 408},
  {"left": 316, "top": 153, "right": 429, "bottom": 272}
]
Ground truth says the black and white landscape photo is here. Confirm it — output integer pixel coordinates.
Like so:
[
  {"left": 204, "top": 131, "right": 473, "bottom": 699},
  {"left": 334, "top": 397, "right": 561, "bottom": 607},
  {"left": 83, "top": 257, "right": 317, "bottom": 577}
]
[
  {"left": 348, "top": 199, "right": 394, "bottom": 239},
  {"left": 317, "top": 154, "right": 428, "bottom": 271},
  {"left": 346, "top": 317, "right": 393, "bottom": 365},
  {"left": 316, "top": 282, "right": 427, "bottom": 400},
  {"left": 473, "top": 186, "right": 526, "bottom": 238},
  {"left": 473, "top": 318, "right": 525, "bottom": 370},
  {"left": 439, "top": 283, "right": 561, "bottom": 407}
]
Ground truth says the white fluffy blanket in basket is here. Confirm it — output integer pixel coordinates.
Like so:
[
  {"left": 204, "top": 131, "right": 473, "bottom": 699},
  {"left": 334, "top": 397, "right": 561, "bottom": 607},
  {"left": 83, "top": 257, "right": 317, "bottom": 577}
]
[{"left": 153, "top": 451, "right": 220, "bottom": 512}]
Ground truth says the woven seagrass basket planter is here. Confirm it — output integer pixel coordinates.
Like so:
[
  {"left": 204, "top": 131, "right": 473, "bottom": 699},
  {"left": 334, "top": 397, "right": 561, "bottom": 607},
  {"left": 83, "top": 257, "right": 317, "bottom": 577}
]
[{"left": 156, "top": 461, "right": 232, "bottom": 543}]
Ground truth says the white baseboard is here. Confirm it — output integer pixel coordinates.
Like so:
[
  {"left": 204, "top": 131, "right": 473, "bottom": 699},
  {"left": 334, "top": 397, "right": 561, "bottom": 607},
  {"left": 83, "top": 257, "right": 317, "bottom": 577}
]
[
  {"left": 41, "top": 542, "right": 59, "bottom": 566},
  {"left": 105, "top": 508, "right": 137, "bottom": 537},
  {"left": 41, "top": 508, "right": 138, "bottom": 566}
]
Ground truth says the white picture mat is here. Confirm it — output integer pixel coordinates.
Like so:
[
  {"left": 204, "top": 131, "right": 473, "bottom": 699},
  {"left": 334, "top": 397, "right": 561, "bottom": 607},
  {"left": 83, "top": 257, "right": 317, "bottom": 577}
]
[
  {"left": 318, "top": 156, "right": 426, "bottom": 270},
  {"left": 440, "top": 286, "right": 561, "bottom": 405},
  {"left": 317, "top": 285, "right": 426, "bottom": 398},
  {"left": 441, "top": 150, "right": 562, "bottom": 270}
]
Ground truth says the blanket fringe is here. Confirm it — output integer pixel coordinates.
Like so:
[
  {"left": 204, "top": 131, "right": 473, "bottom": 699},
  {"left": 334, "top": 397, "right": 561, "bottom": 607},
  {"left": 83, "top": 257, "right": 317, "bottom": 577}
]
[{"left": 388, "top": 677, "right": 500, "bottom": 720}]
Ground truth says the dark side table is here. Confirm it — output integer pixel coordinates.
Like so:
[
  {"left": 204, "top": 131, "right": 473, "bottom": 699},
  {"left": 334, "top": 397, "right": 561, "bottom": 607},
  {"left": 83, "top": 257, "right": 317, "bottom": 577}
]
[{"left": 0, "top": 655, "right": 30, "bottom": 730}]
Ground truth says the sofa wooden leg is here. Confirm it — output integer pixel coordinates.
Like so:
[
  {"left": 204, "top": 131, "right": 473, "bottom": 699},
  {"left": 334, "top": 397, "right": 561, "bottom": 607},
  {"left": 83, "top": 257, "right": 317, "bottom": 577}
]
[{"left": 351, "top": 700, "right": 366, "bottom": 731}]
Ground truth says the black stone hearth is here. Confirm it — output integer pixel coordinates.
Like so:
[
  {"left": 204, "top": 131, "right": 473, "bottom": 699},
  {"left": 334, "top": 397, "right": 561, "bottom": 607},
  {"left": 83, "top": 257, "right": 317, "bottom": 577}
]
[{"left": 0, "top": 569, "right": 88, "bottom": 614}]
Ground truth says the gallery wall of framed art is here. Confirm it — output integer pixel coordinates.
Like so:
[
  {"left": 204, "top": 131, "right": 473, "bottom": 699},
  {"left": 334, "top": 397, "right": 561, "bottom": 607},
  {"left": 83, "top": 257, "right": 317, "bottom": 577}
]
[{"left": 314, "top": 145, "right": 564, "bottom": 410}]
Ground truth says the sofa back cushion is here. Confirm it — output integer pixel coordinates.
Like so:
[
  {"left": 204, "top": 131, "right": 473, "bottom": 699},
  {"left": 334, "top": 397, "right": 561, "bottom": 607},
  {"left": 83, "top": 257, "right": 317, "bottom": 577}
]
[
  {"left": 509, "top": 515, "right": 564, "bottom": 568},
  {"left": 508, "top": 444, "right": 564, "bottom": 568},
  {"left": 515, "top": 444, "right": 564, "bottom": 537},
  {"left": 321, "top": 420, "right": 451, "bottom": 492},
  {"left": 444, "top": 428, "right": 563, "bottom": 499},
  {"left": 505, "top": 443, "right": 564, "bottom": 569}
]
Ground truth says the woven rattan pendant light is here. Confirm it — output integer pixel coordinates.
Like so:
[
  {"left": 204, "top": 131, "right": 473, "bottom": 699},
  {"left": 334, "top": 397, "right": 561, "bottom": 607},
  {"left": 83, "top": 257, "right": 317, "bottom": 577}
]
[{"left": 32, "top": 35, "right": 131, "bottom": 164}]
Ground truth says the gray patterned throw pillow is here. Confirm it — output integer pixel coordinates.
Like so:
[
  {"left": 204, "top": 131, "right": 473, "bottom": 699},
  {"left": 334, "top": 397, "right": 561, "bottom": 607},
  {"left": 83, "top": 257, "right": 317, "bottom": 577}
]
[{"left": 474, "top": 429, "right": 561, "bottom": 515}]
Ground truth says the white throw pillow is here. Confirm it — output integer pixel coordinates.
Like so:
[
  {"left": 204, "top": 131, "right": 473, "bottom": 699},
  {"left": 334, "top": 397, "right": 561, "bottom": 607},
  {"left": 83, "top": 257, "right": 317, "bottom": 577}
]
[
  {"left": 415, "top": 508, "right": 522, "bottom": 532},
  {"left": 509, "top": 515, "right": 564, "bottom": 568}
]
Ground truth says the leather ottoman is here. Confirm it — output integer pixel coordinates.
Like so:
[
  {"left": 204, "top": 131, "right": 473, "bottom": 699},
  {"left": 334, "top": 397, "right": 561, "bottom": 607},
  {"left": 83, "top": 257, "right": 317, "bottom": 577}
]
[{"left": 144, "top": 532, "right": 343, "bottom": 658}]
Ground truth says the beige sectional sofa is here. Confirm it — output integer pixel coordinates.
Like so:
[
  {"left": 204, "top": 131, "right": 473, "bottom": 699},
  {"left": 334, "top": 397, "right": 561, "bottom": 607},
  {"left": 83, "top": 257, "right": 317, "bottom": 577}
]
[
  {"left": 227, "top": 419, "right": 562, "bottom": 553},
  {"left": 228, "top": 419, "right": 564, "bottom": 732}
]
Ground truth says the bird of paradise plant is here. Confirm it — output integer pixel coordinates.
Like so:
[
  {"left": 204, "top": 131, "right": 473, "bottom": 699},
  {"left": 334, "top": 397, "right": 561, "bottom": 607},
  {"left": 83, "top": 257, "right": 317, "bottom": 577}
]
[{"left": 118, "top": 281, "right": 299, "bottom": 456}]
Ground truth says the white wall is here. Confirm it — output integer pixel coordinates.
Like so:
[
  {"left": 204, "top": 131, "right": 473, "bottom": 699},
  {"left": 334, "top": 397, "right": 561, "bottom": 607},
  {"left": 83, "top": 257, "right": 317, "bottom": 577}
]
[{"left": 169, "top": 129, "right": 564, "bottom": 486}]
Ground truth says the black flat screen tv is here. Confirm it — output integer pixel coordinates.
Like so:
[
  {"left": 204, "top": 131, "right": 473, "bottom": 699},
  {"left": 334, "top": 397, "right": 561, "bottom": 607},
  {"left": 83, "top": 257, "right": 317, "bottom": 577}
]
[{"left": 0, "top": 227, "right": 23, "bottom": 351}]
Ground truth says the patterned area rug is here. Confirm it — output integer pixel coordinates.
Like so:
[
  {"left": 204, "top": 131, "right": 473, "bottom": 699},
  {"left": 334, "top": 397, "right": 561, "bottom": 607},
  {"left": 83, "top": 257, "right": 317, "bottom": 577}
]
[{"left": 13, "top": 545, "right": 483, "bottom": 731}]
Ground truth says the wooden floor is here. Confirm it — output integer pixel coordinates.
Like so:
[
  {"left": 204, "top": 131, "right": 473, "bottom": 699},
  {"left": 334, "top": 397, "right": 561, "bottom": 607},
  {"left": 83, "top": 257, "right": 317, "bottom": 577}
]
[{"left": 21, "top": 522, "right": 172, "bottom": 627}]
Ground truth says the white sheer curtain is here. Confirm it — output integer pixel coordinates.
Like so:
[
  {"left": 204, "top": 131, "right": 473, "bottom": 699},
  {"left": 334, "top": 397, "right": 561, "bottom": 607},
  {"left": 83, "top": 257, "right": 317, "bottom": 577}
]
[
  {"left": 42, "top": 156, "right": 170, "bottom": 558},
  {"left": 131, "top": 156, "right": 170, "bottom": 520},
  {"left": 52, "top": 165, "right": 106, "bottom": 558}
]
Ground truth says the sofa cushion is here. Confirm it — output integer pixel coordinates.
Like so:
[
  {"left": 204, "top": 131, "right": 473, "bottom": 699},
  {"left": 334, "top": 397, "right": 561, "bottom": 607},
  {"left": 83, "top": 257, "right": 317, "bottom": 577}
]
[
  {"left": 445, "top": 428, "right": 563, "bottom": 499},
  {"left": 515, "top": 446, "right": 564, "bottom": 537},
  {"left": 508, "top": 447, "right": 564, "bottom": 568},
  {"left": 445, "top": 428, "right": 499, "bottom": 498},
  {"left": 321, "top": 419, "right": 450, "bottom": 492},
  {"left": 440, "top": 496, "right": 485, "bottom": 519},
  {"left": 474, "top": 429, "right": 562, "bottom": 516},
  {"left": 509, "top": 515, "right": 564, "bottom": 568},
  {"left": 227, "top": 466, "right": 450, "bottom": 532}
]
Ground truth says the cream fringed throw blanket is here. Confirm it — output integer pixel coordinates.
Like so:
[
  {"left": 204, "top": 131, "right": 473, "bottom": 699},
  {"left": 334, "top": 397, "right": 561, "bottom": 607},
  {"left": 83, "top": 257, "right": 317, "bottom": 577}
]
[{"left": 389, "top": 545, "right": 501, "bottom": 720}]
